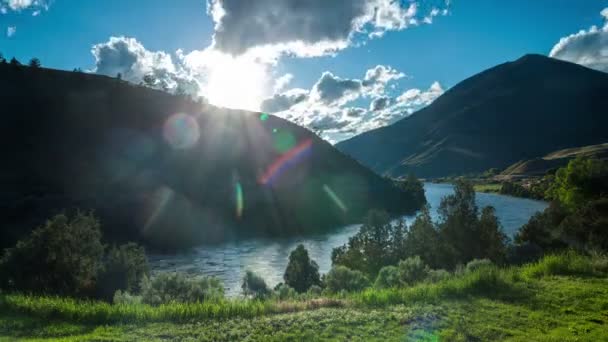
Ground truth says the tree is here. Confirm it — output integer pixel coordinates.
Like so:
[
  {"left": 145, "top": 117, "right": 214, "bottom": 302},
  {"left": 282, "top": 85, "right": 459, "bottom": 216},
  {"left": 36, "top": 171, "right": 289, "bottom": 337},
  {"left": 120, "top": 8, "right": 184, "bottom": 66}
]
[
  {"left": 0, "top": 212, "right": 104, "bottom": 296},
  {"left": 397, "top": 174, "right": 426, "bottom": 208},
  {"left": 437, "top": 179, "right": 481, "bottom": 266},
  {"left": 116, "top": 72, "right": 122, "bottom": 80},
  {"left": 241, "top": 270, "right": 270, "bottom": 299},
  {"left": 404, "top": 205, "right": 440, "bottom": 268},
  {"left": 9, "top": 57, "right": 20, "bottom": 66},
  {"left": 477, "top": 206, "right": 509, "bottom": 263},
  {"left": 283, "top": 244, "right": 320, "bottom": 293},
  {"left": 0, "top": 53, "right": 5, "bottom": 64},
  {"left": 546, "top": 157, "right": 608, "bottom": 211},
  {"left": 332, "top": 210, "right": 396, "bottom": 276},
  {"left": 96, "top": 243, "right": 149, "bottom": 301},
  {"left": 28, "top": 58, "right": 41, "bottom": 68},
  {"left": 142, "top": 73, "right": 156, "bottom": 87}
]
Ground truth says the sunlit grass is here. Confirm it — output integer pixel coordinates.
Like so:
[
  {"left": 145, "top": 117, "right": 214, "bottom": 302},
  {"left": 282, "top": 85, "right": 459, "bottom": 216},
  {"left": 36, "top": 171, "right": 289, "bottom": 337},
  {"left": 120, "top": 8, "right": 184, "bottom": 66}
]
[{"left": 1, "top": 252, "right": 607, "bottom": 341}]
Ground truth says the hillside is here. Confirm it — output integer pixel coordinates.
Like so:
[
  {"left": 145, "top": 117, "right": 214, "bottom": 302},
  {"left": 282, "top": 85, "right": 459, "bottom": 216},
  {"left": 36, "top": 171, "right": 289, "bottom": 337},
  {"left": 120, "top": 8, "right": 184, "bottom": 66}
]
[
  {"left": 0, "top": 64, "right": 420, "bottom": 250},
  {"left": 336, "top": 54, "right": 608, "bottom": 178},
  {"left": 498, "top": 143, "right": 608, "bottom": 180}
]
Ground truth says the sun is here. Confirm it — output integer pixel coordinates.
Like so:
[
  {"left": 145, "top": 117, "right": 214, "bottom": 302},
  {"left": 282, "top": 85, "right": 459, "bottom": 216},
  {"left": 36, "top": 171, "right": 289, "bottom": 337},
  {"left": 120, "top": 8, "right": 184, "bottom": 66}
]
[{"left": 185, "top": 49, "right": 271, "bottom": 111}]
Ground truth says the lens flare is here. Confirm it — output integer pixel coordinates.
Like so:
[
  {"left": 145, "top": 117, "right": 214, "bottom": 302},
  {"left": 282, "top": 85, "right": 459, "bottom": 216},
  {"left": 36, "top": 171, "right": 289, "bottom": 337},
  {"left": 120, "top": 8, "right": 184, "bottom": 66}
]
[
  {"left": 259, "top": 138, "right": 313, "bottom": 185},
  {"left": 163, "top": 113, "right": 200, "bottom": 149},
  {"left": 272, "top": 129, "right": 296, "bottom": 153},
  {"left": 260, "top": 113, "right": 269, "bottom": 121},
  {"left": 323, "top": 184, "right": 348, "bottom": 212},
  {"left": 144, "top": 186, "right": 174, "bottom": 232},
  {"left": 235, "top": 182, "right": 244, "bottom": 219}
]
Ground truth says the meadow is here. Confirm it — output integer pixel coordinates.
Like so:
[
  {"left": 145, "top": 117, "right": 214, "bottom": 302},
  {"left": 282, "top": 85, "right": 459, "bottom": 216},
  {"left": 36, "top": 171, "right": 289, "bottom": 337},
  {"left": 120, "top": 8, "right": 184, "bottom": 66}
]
[{"left": 1, "top": 252, "right": 607, "bottom": 341}]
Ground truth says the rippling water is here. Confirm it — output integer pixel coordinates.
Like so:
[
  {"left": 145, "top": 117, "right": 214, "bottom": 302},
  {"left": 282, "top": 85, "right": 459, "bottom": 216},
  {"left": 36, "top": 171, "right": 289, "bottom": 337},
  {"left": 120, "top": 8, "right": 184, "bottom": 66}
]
[{"left": 149, "top": 183, "right": 548, "bottom": 296}]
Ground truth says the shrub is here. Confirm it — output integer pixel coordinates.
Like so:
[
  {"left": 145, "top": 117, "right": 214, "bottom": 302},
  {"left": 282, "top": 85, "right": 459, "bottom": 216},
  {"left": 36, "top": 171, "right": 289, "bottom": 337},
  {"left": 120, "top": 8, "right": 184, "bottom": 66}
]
[
  {"left": 0, "top": 212, "right": 104, "bottom": 296},
  {"left": 284, "top": 244, "right": 321, "bottom": 293},
  {"left": 398, "top": 256, "right": 430, "bottom": 285},
  {"left": 465, "top": 259, "right": 493, "bottom": 273},
  {"left": 520, "top": 251, "right": 603, "bottom": 278},
  {"left": 96, "top": 243, "right": 149, "bottom": 301},
  {"left": 140, "top": 273, "right": 224, "bottom": 305},
  {"left": 324, "top": 265, "right": 370, "bottom": 292},
  {"left": 506, "top": 243, "right": 543, "bottom": 265},
  {"left": 374, "top": 265, "right": 400, "bottom": 288},
  {"left": 241, "top": 270, "right": 270, "bottom": 299},
  {"left": 307, "top": 285, "right": 323, "bottom": 296},
  {"left": 112, "top": 290, "right": 142, "bottom": 305},
  {"left": 426, "top": 269, "right": 451, "bottom": 283},
  {"left": 273, "top": 283, "right": 297, "bottom": 300}
]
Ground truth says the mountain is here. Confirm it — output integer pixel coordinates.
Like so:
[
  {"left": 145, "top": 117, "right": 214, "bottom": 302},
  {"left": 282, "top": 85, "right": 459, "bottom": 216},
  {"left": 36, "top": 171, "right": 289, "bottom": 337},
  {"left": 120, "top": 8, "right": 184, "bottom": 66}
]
[
  {"left": 336, "top": 54, "right": 608, "bottom": 178},
  {"left": 0, "top": 64, "right": 421, "bottom": 250},
  {"left": 498, "top": 143, "right": 608, "bottom": 180}
]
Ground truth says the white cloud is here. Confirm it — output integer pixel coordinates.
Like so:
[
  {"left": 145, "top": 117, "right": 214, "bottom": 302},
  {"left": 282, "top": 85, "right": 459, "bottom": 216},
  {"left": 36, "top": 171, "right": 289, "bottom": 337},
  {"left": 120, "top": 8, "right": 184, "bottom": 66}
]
[
  {"left": 6, "top": 26, "right": 15, "bottom": 37},
  {"left": 91, "top": 37, "right": 203, "bottom": 97},
  {"left": 262, "top": 64, "right": 443, "bottom": 143},
  {"left": 549, "top": 7, "right": 608, "bottom": 72},
  {"left": 207, "top": 0, "right": 449, "bottom": 57},
  {"left": 272, "top": 73, "right": 293, "bottom": 93},
  {"left": 2, "top": 0, "right": 49, "bottom": 12}
]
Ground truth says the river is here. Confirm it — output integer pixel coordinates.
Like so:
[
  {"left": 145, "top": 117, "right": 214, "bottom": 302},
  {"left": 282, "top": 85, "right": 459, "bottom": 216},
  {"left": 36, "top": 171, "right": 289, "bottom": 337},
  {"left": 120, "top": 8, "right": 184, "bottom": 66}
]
[{"left": 149, "top": 183, "right": 548, "bottom": 296}]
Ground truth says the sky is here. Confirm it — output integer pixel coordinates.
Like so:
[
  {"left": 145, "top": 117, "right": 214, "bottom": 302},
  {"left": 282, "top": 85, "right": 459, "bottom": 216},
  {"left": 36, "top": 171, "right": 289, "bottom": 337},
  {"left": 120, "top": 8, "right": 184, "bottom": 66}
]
[{"left": 1, "top": 0, "right": 607, "bottom": 143}]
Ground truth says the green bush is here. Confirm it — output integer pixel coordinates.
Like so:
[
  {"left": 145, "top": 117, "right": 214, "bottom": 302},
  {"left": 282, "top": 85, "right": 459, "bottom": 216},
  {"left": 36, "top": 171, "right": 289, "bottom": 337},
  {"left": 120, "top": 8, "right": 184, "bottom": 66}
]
[
  {"left": 241, "top": 270, "right": 270, "bottom": 299},
  {"left": 112, "top": 290, "right": 142, "bottom": 305},
  {"left": 398, "top": 256, "right": 430, "bottom": 286},
  {"left": 426, "top": 269, "right": 451, "bottom": 283},
  {"left": 140, "top": 273, "right": 224, "bottom": 305},
  {"left": 465, "top": 259, "right": 493, "bottom": 273},
  {"left": 96, "top": 243, "right": 149, "bottom": 301},
  {"left": 0, "top": 212, "right": 104, "bottom": 296},
  {"left": 324, "top": 266, "right": 370, "bottom": 292},
  {"left": 374, "top": 265, "right": 400, "bottom": 288},
  {"left": 520, "top": 251, "right": 605, "bottom": 278},
  {"left": 273, "top": 283, "right": 297, "bottom": 300}
]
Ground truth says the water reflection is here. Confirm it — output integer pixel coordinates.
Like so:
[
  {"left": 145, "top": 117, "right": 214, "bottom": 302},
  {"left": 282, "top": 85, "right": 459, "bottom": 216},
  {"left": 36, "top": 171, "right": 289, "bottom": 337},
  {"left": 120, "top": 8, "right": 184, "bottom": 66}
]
[{"left": 149, "top": 183, "right": 548, "bottom": 296}]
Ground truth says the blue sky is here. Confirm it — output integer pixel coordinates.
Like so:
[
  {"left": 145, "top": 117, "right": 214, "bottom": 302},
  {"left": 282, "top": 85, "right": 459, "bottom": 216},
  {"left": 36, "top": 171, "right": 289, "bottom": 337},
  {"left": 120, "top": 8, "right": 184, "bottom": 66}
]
[{"left": 2, "top": 0, "right": 607, "bottom": 142}]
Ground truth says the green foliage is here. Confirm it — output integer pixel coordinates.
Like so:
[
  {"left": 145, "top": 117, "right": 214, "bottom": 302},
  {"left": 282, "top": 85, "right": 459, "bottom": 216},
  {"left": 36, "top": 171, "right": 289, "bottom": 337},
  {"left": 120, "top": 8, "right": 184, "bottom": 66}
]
[
  {"left": 404, "top": 205, "right": 440, "bottom": 268},
  {"left": 112, "top": 290, "right": 142, "bottom": 305},
  {"left": 397, "top": 256, "right": 430, "bottom": 286},
  {"left": 96, "top": 243, "right": 149, "bottom": 301},
  {"left": 520, "top": 251, "right": 608, "bottom": 278},
  {"left": 465, "top": 259, "right": 493, "bottom": 272},
  {"left": 332, "top": 210, "right": 407, "bottom": 276},
  {"left": 323, "top": 266, "right": 370, "bottom": 292},
  {"left": 273, "top": 283, "right": 297, "bottom": 300},
  {"left": 0, "top": 212, "right": 104, "bottom": 296},
  {"left": 374, "top": 265, "right": 400, "bottom": 288},
  {"left": 426, "top": 269, "right": 451, "bottom": 283},
  {"left": 396, "top": 173, "right": 427, "bottom": 207},
  {"left": 546, "top": 157, "right": 608, "bottom": 211},
  {"left": 9, "top": 57, "right": 20, "bottom": 66},
  {"left": 283, "top": 245, "right": 321, "bottom": 293},
  {"left": 241, "top": 270, "right": 270, "bottom": 299},
  {"left": 436, "top": 180, "right": 509, "bottom": 268},
  {"left": 140, "top": 273, "right": 224, "bottom": 306}
]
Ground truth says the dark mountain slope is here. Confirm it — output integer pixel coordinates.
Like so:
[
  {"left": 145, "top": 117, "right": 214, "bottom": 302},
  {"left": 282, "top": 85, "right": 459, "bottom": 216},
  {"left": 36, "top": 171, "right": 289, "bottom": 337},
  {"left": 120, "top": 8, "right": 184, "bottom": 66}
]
[
  {"left": 0, "top": 64, "right": 420, "bottom": 250},
  {"left": 336, "top": 54, "right": 608, "bottom": 178}
]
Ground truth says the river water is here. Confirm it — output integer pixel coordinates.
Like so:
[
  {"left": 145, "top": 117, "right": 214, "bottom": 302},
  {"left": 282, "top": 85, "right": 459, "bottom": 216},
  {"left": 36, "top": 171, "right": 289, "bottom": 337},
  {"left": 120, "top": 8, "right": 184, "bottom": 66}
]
[{"left": 149, "top": 183, "right": 548, "bottom": 296}]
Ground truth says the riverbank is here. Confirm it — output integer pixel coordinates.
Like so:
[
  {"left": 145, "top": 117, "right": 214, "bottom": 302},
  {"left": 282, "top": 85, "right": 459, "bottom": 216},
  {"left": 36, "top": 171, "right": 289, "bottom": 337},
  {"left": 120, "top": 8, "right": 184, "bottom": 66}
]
[{"left": 2, "top": 253, "right": 607, "bottom": 341}]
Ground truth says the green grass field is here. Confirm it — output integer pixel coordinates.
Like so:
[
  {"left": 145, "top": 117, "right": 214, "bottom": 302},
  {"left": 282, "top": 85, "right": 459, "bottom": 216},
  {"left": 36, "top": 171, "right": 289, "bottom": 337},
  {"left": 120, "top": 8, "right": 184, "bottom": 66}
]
[
  {"left": 1, "top": 253, "right": 607, "bottom": 341},
  {"left": 473, "top": 183, "right": 502, "bottom": 193}
]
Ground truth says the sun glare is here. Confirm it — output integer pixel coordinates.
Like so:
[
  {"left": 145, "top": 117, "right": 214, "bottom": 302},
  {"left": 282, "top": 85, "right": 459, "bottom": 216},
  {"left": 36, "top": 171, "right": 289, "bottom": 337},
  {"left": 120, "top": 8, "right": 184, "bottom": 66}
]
[{"left": 186, "top": 50, "right": 271, "bottom": 111}]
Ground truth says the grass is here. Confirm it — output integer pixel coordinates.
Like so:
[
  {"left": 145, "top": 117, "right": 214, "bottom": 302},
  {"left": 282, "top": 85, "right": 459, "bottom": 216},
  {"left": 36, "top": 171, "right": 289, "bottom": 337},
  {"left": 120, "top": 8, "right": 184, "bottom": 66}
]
[
  {"left": 1, "top": 253, "right": 607, "bottom": 341},
  {"left": 473, "top": 183, "right": 502, "bottom": 193}
]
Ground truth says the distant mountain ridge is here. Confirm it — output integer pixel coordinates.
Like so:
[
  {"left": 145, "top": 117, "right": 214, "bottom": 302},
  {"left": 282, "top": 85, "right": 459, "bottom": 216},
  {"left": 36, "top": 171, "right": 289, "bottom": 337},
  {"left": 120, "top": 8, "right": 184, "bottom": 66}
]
[
  {"left": 0, "top": 64, "right": 420, "bottom": 250},
  {"left": 336, "top": 54, "right": 608, "bottom": 178}
]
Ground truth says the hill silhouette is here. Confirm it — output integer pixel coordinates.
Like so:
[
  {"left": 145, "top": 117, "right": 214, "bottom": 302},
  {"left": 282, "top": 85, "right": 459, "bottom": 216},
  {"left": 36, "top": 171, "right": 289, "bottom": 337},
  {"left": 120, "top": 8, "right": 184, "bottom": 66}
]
[
  {"left": 336, "top": 54, "right": 608, "bottom": 178},
  {"left": 0, "top": 64, "right": 421, "bottom": 250}
]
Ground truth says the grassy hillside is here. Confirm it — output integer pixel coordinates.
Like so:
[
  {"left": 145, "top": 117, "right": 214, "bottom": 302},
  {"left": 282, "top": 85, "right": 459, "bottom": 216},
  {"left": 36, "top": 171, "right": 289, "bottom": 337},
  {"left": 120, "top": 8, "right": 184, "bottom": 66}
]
[
  {"left": 1, "top": 253, "right": 607, "bottom": 341},
  {"left": 336, "top": 55, "right": 608, "bottom": 178},
  {"left": 499, "top": 143, "right": 608, "bottom": 180},
  {"left": 0, "top": 64, "right": 421, "bottom": 250}
]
